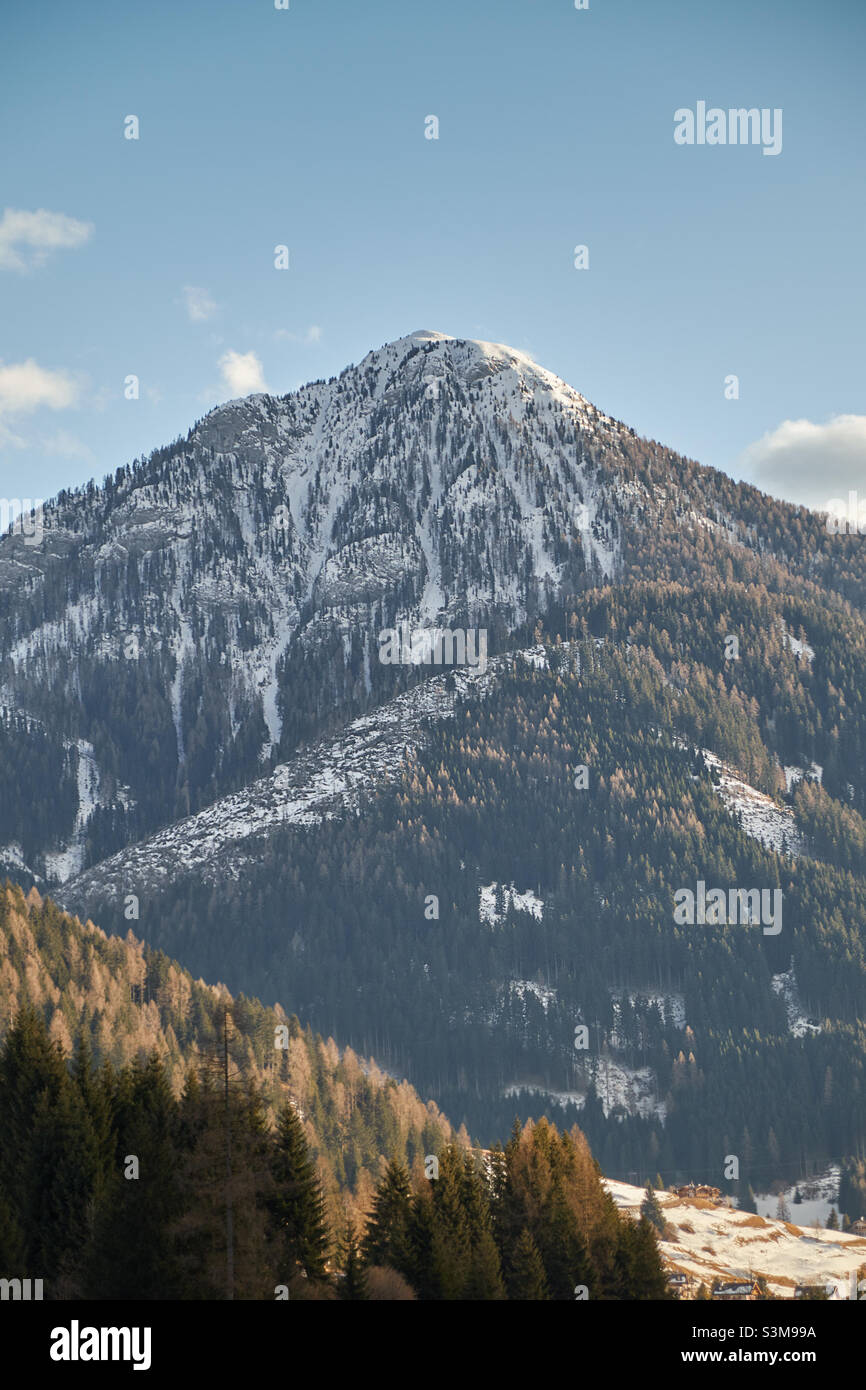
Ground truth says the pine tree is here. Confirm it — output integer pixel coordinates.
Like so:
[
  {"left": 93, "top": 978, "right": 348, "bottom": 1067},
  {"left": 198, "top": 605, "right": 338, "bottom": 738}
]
[
  {"left": 403, "top": 1183, "right": 437, "bottom": 1300},
  {"left": 338, "top": 1217, "right": 368, "bottom": 1300},
  {"left": 361, "top": 1158, "right": 412, "bottom": 1274},
  {"left": 173, "top": 1071, "right": 274, "bottom": 1300},
  {"left": 267, "top": 1101, "right": 329, "bottom": 1286},
  {"left": 463, "top": 1228, "right": 506, "bottom": 1300},
  {"left": 0, "top": 1005, "right": 69, "bottom": 1231},
  {"left": 86, "top": 1054, "right": 183, "bottom": 1300},
  {"left": 620, "top": 1215, "right": 671, "bottom": 1299},
  {"left": 428, "top": 1144, "right": 473, "bottom": 1298},
  {"left": 640, "top": 1181, "right": 666, "bottom": 1234},
  {"left": 459, "top": 1152, "right": 506, "bottom": 1299},
  {"left": 0, "top": 1005, "right": 101, "bottom": 1290},
  {"left": 27, "top": 1074, "right": 102, "bottom": 1294},
  {"left": 508, "top": 1227, "right": 550, "bottom": 1300}
]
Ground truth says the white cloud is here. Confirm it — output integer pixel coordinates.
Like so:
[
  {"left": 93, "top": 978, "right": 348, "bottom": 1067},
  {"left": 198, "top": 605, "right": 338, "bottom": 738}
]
[
  {"left": 0, "top": 359, "right": 79, "bottom": 416},
  {"left": 0, "top": 208, "right": 93, "bottom": 272},
  {"left": 274, "top": 325, "right": 322, "bottom": 344},
  {"left": 218, "top": 350, "right": 268, "bottom": 398},
  {"left": 739, "top": 414, "right": 866, "bottom": 513},
  {"left": 182, "top": 285, "right": 217, "bottom": 322}
]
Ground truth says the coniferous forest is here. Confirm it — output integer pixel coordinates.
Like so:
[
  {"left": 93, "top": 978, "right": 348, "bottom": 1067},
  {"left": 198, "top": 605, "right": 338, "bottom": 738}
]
[
  {"left": 74, "top": 602, "right": 866, "bottom": 1189},
  {"left": 0, "top": 885, "right": 668, "bottom": 1300}
]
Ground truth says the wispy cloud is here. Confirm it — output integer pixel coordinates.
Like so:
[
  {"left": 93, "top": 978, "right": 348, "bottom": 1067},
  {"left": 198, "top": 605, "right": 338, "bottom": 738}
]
[
  {"left": 0, "top": 208, "right": 93, "bottom": 272},
  {"left": 274, "top": 325, "right": 322, "bottom": 345},
  {"left": 182, "top": 285, "right": 218, "bottom": 322},
  {"left": 218, "top": 350, "right": 268, "bottom": 398},
  {"left": 739, "top": 414, "right": 866, "bottom": 512}
]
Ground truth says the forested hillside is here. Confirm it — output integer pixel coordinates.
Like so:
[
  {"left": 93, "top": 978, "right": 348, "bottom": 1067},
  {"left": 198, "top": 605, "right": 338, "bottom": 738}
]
[
  {"left": 0, "top": 881, "right": 452, "bottom": 1235},
  {"left": 0, "top": 882, "right": 666, "bottom": 1300},
  {"left": 72, "top": 587, "right": 866, "bottom": 1185}
]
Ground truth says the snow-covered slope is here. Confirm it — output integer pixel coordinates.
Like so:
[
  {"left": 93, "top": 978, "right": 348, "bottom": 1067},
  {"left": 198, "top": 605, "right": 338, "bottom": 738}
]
[
  {"left": 703, "top": 750, "right": 804, "bottom": 857},
  {"left": 60, "top": 650, "right": 545, "bottom": 909},
  {"left": 605, "top": 1179, "right": 866, "bottom": 1298},
  {"left": 2, "top": 327, "right": 835, "bottom": 883}
]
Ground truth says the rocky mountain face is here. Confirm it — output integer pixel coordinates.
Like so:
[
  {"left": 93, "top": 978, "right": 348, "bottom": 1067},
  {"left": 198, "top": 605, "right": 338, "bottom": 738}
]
[
  {"left": 0, "top": 330, "right": 618, "bottom": 881},
  {"left": 1, "top": 329, "right": 860, "bottom": 886}
]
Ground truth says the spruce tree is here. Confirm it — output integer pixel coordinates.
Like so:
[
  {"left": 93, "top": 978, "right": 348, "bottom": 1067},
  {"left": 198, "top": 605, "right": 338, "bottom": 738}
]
[
  {"left": 508, "top": 1227, "right": 550, "bottom": 1300},
  {"left": 268, "top": 1101, "right": 329, "bottom": 1285},
  {"left": 338, "top": 1217, "right": 368, "bottom": 1300},
  {"left": 640, "top": 1181, "right": 666, "bottom": 1235},
  {"left": 86, "top": 1054, "right": 183, "bottom": 1300},
  {"left": 428, "top": 1144, "right": 472, "bottom": 1298},
  {"left": 361, "top": 1158, "right": 412, "bottom": 1274}
]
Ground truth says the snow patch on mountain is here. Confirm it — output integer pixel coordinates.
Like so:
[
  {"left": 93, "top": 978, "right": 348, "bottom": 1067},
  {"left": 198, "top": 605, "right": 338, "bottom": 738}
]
[
  {"left": 610, "top": 989, "right": 687, "bottom": 1043},
  {"left": 590, "top": 1056, "right": 667, "bottom": 1121},
  {"left": 507, "top": 979, "right": 557, "bottom": 1012},
  {"left": 0, "top": 842, "right": 37, "bottom": 879},
  {"left": 479, "top": 883, "right": 545, "bottom": 926},
  {"left": 781, "top": 619, "right": 815, "bottom": 663},
  {"left": 504, "top": 1058, "right": 667, "bottom": 1123},
  {"left": 44, "top": 740, "right": 101, "bottom": 883},
  {"left": 784, "top": 762, "right": 823, "bottom": 794},
  {"left": 702, "top": 750, "right": 803, "bottom": 856},
  {"left": 771, "top": 962, "right": 822, "bottom": 1037}
]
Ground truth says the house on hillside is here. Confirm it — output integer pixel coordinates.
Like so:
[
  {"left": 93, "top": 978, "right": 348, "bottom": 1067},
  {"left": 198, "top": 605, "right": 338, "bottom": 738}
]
[
  {"left": 667, "top": 1271, "right": 694, "bottom": 1298},
  {"left": 675, "top": 1181, "right": 721, "bottom": 1203},
  {"left": 712, "top": 1280, "right": 760, "bottom": 1301},
  {"left": 849, "top": 1218, "right": 866, "bottom": 1236}
]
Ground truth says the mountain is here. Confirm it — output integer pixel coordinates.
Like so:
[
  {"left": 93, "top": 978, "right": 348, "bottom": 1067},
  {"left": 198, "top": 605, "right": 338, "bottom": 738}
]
[
  {"left": 3, "top": 328, "right": 865, "bottom": 884},
  {"left": 2, "top": 329, "right": 866, "bottom": 1187},
  {"left": 1, "top": 329, "right": 620, "bottom": 881}
]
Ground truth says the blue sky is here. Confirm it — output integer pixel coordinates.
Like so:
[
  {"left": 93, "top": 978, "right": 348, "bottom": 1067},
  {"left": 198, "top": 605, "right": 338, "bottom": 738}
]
[{"left": 1, "top": 0, "right": 864, "bottom": 513}]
